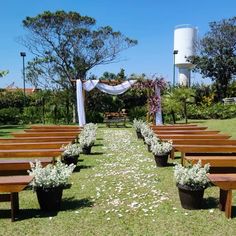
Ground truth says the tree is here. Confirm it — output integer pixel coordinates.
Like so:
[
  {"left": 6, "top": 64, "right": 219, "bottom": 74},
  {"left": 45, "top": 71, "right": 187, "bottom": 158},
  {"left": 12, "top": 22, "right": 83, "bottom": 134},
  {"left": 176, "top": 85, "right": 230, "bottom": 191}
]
[
  {"left": 22, "top": 11, "right": 137, "bottom": 90},
  {"left": 189, "top": 17, "right": 236, "bottom": 101}
]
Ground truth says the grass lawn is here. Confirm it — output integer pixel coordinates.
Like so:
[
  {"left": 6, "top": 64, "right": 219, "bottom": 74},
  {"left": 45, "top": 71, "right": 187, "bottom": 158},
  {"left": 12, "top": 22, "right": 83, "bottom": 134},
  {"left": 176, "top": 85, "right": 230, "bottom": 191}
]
[{"left": 0, "top": 119, "right": 236, "bottom": 235}]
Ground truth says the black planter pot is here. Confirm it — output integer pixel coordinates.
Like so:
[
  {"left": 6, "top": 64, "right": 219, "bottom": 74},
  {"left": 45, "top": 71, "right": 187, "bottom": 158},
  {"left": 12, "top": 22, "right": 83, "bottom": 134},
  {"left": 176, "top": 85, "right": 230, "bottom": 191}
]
[
  {"left": 36, "top": 187, "right": 63, "bottom": 211},
  {"left": 63, "top": 155, "right": 79, "bottom": 166},
  {"left": 82, "top": 145, "right": 92, "bottom": 154},
  {"left": 154, "top": 154, "right": 169, "bottom": 167},
  {"left": 136, "top": 130, "right": 142, "bottom": 139},
  {"left": 177, "top": 184, "right": 205, "bottom": 210}
]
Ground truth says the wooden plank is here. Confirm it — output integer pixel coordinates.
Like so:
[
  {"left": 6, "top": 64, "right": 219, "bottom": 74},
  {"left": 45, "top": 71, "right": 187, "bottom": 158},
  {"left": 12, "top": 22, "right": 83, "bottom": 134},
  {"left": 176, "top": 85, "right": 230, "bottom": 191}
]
[
  {"left": 12, "top": 132, "right": 78, "bottom": 137},
  {"left": 0, "top": 137, "right": 75, "bottom": 143},
  {"left": 0, "top": 142, "right": 68, "bottom": 150},
  {"left": 170, "top": 139, "right": 236, "bottom": 145},
  {"left": 0, "top": 157, "right": 53, "bottom": 171},
  {"left": 25, "top": 128, "right": 81, "bottom": 132},
  {"left": 184, "top": 155, "right": 236, "bottom": 167},
  {"left": 154, "top": 130, "right": 220, "bottom": 135},
  {"left": 157, "top": 134, "right": 231, "bottom": 139},
  {"left": 0, "top": 149, "right": 63, "bottom": 158},
  {"left": 30, "top": 125, "right": 80, "bottom": 128},
  {"left": 151, "top": 126, "right": 208, "bottom": 130},
  {"left": 177, "top": 145, "right": 236, "bottom": 153}
]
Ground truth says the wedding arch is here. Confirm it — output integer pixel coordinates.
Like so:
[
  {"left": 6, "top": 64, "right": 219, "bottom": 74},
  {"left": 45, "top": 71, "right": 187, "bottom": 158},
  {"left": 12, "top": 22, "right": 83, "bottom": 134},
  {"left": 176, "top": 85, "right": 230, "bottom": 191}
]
[{"left": 76, "top": 79, "right": 164, "bottom": 126}]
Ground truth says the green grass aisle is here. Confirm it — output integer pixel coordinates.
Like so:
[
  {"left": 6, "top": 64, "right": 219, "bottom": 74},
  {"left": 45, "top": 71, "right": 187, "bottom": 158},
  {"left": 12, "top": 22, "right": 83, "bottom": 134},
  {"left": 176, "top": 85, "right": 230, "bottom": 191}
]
[{"left": 1, "top": 126, "right": 236, "bottom": 236}]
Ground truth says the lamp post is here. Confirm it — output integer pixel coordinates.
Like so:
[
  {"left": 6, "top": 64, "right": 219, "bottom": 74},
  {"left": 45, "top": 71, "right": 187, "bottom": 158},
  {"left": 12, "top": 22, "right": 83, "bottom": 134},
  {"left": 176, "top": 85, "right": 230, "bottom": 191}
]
[
  {"left": 20, "top": 52, "right": 26, "bottom": 105},
  {"left": 173, "top": 50, "right": 178, "bottom": 87}
]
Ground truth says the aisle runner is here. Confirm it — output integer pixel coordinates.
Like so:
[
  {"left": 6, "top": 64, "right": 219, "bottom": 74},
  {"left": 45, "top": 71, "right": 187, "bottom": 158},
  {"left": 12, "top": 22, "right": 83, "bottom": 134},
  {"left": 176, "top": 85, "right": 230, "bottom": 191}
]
[{"left": 91, "top": 129, "right": 169, "bottom": 218}]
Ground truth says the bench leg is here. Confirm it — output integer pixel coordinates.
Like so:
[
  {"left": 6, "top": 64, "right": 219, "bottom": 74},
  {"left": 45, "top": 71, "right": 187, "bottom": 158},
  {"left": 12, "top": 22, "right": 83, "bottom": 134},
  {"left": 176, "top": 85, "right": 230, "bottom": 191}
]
[
  {"left": 219, "top": 189, "right": 232, "bottom": 218},
  {"left": 10, "top": 192, "right": 19, "bottom": 222},
  {"left": 170, "top": 149, "right": 175, "bottom": 159}
]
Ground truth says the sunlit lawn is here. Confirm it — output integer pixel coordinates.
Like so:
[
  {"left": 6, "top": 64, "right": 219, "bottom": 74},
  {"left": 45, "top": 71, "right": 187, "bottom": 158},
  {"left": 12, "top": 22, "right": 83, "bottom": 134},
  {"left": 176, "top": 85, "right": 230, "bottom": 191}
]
[{"left": 0, "top": 119, "right": 236, "bottom": 235}]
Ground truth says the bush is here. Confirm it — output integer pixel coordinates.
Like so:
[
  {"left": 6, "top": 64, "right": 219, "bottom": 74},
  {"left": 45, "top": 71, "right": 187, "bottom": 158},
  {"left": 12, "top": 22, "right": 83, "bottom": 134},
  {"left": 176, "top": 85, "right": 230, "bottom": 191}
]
[
  {"left": 128, "top": 106, "right": 147, "bottom": 121},
  {"left": 0, "top": 107, "right": 22, "bottom": 124},
  {"left": 86, "top": 111, "right": 104, "bottom": 123},
  {"left": 188, "top": 103, "right": 236, "bottom": 119}
]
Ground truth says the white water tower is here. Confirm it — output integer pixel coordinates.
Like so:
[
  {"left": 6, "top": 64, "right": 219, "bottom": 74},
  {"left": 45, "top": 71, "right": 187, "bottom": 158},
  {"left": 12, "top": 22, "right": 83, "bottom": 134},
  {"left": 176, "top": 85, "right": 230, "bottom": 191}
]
[{"left": 173, "top": 25, "right": 197, "bottom": 86}]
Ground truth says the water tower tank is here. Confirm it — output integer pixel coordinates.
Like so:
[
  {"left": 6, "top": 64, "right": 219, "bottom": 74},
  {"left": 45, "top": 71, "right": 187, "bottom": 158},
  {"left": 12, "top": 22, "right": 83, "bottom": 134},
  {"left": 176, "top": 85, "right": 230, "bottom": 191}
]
[{"left": 174, "top": 25, "right": 197, "bottom": 86}]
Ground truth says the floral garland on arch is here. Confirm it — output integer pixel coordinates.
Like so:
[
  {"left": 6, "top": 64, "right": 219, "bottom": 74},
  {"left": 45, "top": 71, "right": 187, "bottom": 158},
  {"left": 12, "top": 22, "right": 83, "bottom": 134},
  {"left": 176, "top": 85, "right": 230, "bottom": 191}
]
[{"left": 134, "top": 76, "right": 167, "bottom": 122}]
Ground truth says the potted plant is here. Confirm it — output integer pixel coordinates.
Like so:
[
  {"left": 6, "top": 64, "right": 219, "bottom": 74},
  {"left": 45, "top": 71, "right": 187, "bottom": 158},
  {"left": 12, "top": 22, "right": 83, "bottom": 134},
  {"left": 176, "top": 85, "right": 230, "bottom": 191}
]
[
  {"left": 79, "top": 123, "right": 97, "bottom": 154},
  {"left": 141, "top": 125, "right": 153, "bottom": 142},
  {"left": 150, "top": 140, "right": 172, "bottom": 167},
  {"left": 28, "top": 160, "right": 75, "bottom": 211},
  {"left": 62, "top": 143, "right": 81, "bottom": 165},
  {"left": 144, "top": 135, "right": 159, "bottom": 152},
  {"left": 133, "top": 119, "right": 145, "bottom": 139},
  {"left": 174, "top": 161, "right": 210, "bottom": 210}
]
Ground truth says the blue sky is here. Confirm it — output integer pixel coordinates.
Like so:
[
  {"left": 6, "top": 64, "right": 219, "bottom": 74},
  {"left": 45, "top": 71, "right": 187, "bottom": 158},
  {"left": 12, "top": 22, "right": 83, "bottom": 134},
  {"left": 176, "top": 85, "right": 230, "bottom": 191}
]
[{"left": 0, "top": 0, "right": 235, "bottom": 88}]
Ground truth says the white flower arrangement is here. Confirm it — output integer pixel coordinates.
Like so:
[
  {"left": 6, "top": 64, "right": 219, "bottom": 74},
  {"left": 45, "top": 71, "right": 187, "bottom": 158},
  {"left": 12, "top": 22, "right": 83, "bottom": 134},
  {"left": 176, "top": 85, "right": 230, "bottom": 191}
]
[
  {"left": 79, "top": 123, "right": 97, "bottom": 148},
  {"left": 63, "top": 143, "right": 81, "bottom": 157},
  {"left": 151, "top": 140, "right": 173, "bottom": 156},
  {"left": 140, "top": 125, "right": 153, "bottom": 138},
  {"left": 144, "top": 135, "right": 159, "bottom": 146},
  {"left": 133, "top": 119, "right": 145, "bottom": 132},
  {"left": 28, "top": 160, "right": 75, "bottom": 190},
  {"left": 174, "top": 161, "right": 210, "bottom": 190},
  {"left": 79, "top": 131, "right": 96, "bottom": 147},
  {"left": 84, "top": 123, "right": 98, "bottom": 132}
]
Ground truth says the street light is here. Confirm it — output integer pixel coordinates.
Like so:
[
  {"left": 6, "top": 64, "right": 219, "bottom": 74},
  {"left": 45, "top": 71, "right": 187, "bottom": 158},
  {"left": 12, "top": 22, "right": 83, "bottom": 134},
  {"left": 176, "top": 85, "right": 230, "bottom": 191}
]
[
  {"left": 173, "top": 50, "right": 178, "bottom": 87},
  {"left": 20, "top": 52, "right": 26, "bottom": 105}
]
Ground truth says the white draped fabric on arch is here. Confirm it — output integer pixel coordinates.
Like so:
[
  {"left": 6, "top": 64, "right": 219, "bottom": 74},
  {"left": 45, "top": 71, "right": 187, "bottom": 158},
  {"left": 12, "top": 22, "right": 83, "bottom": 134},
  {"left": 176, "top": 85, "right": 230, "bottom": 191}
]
[{"left": 76, "top": 79, "right": 163, "bottom": 126}]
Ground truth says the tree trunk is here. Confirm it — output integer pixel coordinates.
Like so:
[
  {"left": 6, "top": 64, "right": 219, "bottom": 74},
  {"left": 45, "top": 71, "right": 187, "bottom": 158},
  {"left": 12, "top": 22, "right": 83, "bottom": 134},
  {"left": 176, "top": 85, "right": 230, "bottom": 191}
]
[
  {"left": 184, "top": 101, "right": 188, "bottom": 124},
  {"left": 171, "top": 110, "right": 176, "bottom": 124}
]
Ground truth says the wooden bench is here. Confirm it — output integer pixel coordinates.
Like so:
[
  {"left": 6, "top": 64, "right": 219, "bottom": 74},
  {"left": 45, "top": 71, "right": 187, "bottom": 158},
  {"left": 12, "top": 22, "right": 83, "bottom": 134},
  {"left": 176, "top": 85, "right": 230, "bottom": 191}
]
[
  {"left": 0, "top": 142, "right": 68, "bottom": 150},
  {"left": 154, "top": 130, "right": 220, "bottom": 135},
  {"left": 0, "top": 158, "right": 53, "bottom": 176},
  {"left": 0, "top": 149, "right": 63, "bottom": 158},
  {"left": 207, "top": 173, "right": 236, "bottom": 218},
  {"left": 184, "top": 155, "right": 236, "bottom": 167},
  {"left": 0, "top": 137, "right": 76, "bottom": 143},
  {"left": 151, "top": 126, "right": 208, "bottom": 131},
  {"left": 169, "top": 139, "right": 236, "bottom": 145},
  {"left": 104, "top": 112, "right": 127, "bottom": 127},
  {"left": 12, "top": 131, "right": 79, "bottom": 137},
  {"left": 0, "top": 175, "right": 33, "bottom": 221},
  {"left": 178, "top": 145, "right": 236, "bottom": 164},
  {"left": 31, "top": 125, "right": 81, "bottom": 129},
  {"left": 170, "top": 140, "right": 236, "bottom": 159},
  {"left": 157, "top": 134, "right": 231, "bottom": 140},
  {"left": 151, "top": 124, "right": 198, "bottom": 128},
  {"left": 25, "top": 128, "right": 81, "bottom": 133}
]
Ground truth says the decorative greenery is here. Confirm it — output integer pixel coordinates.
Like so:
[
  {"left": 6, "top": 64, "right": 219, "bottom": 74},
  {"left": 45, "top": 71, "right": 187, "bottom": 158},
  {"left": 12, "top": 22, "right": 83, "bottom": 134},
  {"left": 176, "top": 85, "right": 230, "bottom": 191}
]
[
  {"left": 174, "top": 161, "right": 210, "bottom": 190},
  {"left": 151, "top": 140, "right": 173, "bottom": 156},
  {"left": 28, "top": 160, "right": 75, "bottom": 190}
]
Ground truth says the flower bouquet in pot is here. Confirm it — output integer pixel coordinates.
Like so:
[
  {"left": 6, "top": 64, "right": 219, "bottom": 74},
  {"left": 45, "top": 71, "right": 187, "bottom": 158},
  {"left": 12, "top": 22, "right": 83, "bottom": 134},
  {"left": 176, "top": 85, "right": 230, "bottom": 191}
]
[
  {"left": 173, "top": 161, "right": 210, "bottom": 210},
  {"left": 79, "top": 123, "right": 97, "bottom": 154},
  {"left": 28, "top": 160, "right": 75, "bottom": 211},
  {"left": 62, "top": 143, "right": 81, "bottom": 166},
  {"left": 150, "top": 140, "right": 172, "bottom": 167},
  {"left": 144, "top": 135, "right": 159, "bottom": 152}
]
